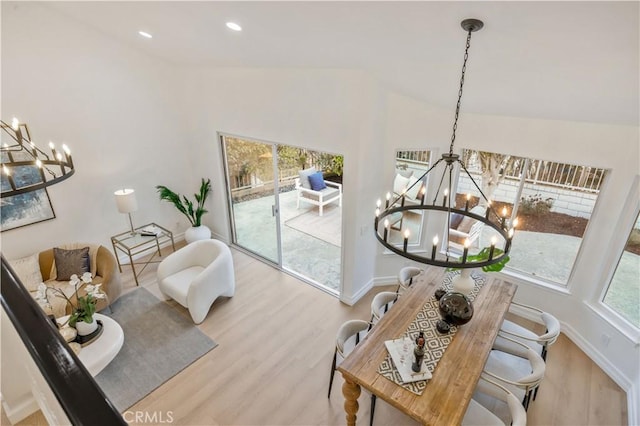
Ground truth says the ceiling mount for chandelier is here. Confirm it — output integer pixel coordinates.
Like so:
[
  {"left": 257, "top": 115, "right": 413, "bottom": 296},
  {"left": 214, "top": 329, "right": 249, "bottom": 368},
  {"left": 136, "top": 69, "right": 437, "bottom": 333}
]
[
  {"left": 1, "top": 118, "right": 75, "bottom": 198},
  {"left": 374, "top": 19, "right": 517, "bottom": 269}
]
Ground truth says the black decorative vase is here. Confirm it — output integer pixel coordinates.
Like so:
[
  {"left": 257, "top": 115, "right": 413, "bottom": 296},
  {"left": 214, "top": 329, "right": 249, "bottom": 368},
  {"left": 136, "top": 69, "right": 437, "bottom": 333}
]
[{"left": 436, "top": 291, "right": 474, "bottom": 334}]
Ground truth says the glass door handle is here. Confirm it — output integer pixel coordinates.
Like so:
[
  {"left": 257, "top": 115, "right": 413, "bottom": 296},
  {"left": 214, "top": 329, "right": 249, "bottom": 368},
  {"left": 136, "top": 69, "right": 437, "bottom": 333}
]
[{"left": 272, "top": 205, "right": 278, "bottom": 217}]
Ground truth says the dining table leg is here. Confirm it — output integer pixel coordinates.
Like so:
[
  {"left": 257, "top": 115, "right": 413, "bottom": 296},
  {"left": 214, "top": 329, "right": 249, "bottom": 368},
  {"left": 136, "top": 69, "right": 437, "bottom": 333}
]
[{"left": 341, "top": 376, "right": 361, "bottom": 426}]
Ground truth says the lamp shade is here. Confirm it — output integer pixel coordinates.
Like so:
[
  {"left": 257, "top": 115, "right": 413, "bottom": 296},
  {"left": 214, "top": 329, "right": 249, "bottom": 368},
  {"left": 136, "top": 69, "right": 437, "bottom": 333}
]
[{"left": 114, "top": 189, "right": 138, "bottom": 213}]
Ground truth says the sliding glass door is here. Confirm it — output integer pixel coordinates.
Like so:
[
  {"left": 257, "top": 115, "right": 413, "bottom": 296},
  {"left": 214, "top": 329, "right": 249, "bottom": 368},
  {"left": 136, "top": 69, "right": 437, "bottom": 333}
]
[
  {"left": 222, "top": 136, "right": 280, "bottom": 263},
  {"left": 221, "top": 134, "right": 343, "bottom": 294}
]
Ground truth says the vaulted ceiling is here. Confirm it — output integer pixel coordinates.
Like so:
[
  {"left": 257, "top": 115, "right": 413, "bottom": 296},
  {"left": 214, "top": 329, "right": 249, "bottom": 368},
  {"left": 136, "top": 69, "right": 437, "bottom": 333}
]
[{"left": 39, "top": 1, "right": 639, "bottom": 126}]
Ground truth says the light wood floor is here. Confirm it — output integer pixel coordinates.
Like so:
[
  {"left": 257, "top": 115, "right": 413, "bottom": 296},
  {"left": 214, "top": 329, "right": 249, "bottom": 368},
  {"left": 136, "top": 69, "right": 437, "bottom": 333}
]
[{"left": 6, "top": 244, "right": 627, "bottom": 425}]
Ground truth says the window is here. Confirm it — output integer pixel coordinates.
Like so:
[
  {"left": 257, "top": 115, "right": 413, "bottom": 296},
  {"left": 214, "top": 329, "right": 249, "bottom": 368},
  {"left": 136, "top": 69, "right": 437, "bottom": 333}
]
[
  {"left": 387, "top": 150, "right": 431, "bottom": 247},
  {"left": 603, "top": 213, "right": 640, "bottom": 327},
  {"left": 457, "top": 149, "right": 608, "bottom": 286}
]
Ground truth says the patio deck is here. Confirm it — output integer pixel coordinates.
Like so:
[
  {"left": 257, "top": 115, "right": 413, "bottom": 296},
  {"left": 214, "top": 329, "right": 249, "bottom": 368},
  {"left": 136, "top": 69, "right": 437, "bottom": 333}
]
[{"left": 232, "top": 189, "right": 342, "bottom": 292}]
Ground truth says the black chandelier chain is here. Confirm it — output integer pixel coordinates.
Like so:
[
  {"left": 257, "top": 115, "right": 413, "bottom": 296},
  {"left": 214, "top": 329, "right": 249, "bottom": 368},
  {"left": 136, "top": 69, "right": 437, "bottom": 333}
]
[{"left": 448, "top": 29, "right": 473, "bottom": 156}]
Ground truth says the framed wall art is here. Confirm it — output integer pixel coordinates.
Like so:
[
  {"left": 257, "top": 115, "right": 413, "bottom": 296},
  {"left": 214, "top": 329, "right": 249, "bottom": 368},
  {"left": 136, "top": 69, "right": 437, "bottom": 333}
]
[{"left": 1, "top": 150, "right": 56, "bottom": 231}]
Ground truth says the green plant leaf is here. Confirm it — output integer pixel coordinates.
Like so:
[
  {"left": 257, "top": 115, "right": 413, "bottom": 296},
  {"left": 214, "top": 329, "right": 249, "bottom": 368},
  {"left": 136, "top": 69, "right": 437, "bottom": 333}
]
[
  {"left": 447, "top": 246, "right": 510, "bottom": 272},
  {"left": 156, "top": 179, "right": 211, "bottom": 227}
]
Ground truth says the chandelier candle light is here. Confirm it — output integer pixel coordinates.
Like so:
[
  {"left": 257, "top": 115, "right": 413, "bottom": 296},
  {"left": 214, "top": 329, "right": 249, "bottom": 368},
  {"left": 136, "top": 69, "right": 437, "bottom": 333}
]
[
  {"left": 373, "top": 19, "right": 517, "bottom": 270},
  {"left": 1, "top": 118, "right": 75, "bottom": 198}
]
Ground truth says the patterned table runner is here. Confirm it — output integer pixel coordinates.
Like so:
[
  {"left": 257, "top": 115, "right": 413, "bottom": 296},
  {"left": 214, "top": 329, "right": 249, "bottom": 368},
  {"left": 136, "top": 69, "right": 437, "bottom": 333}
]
[{"left": 377, "top": 270, "right": 487, "bottom": 395}]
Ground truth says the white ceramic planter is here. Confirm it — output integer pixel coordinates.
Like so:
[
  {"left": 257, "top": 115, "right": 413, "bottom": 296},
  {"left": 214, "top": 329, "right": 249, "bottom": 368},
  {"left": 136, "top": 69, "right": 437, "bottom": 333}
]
[
  {"left": 185, "top": 225, "right": 211, "bottom": 244},
  {"left": 75, "top": 318, "right": 98, "bottom": 336}
]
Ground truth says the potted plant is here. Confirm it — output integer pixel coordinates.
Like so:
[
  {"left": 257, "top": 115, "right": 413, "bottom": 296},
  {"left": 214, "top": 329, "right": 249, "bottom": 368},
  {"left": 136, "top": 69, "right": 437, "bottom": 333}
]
[
  {"left": 35, "top": 272, "right": 106, "bottom": 336},
  {"left": 156, "top": 178, "right": 212, "bottom": 243}
]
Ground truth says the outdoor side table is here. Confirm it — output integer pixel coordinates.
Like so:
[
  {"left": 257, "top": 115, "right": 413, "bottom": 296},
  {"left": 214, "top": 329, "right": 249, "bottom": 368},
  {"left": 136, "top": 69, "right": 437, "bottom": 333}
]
[{"left": 111, "top": 222, "right": 176, "bottom": 286}]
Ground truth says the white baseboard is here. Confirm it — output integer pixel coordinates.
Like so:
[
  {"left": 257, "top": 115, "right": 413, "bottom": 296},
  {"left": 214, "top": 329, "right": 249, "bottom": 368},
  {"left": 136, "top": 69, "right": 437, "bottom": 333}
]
[
  {"left": 373, "top": 276, "right": 397, "bottom": 287},
  {"left": 341, "top": 278, "right": 374, "bottom": 306},
  {"left": 1, "top": 393, "right": 39, "bottom": 424}
]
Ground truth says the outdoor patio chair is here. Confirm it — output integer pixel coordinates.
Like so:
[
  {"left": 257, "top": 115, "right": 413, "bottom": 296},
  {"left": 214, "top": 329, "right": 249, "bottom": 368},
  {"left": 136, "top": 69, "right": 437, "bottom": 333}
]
[
  {"left": 448, "top": 205, "right": 486, "bottom": 250},
  {"left": 295, "top": 168, "right": 342, "bottom": 216}
]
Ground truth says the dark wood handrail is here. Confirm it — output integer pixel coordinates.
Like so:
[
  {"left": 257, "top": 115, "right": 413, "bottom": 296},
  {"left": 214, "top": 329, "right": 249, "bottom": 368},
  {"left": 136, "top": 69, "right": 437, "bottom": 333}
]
[{"left": 1, "top": 255, "right": 126, "bottom": 425}]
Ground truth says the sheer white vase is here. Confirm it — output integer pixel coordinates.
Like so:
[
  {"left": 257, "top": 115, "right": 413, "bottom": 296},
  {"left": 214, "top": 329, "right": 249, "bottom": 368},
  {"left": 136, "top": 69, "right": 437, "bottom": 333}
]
[
  {"left": 185, "top": 225, "right": 211, "bottom": 244},
  {"left": 451, "top": 269, "right": 476, "bottom": 296}
]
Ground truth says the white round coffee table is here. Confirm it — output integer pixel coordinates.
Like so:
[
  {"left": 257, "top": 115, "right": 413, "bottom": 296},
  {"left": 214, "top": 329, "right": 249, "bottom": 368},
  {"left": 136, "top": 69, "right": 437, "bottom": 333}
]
[{"left": 57, "top": 313, "right": 124, "bottom": 376}]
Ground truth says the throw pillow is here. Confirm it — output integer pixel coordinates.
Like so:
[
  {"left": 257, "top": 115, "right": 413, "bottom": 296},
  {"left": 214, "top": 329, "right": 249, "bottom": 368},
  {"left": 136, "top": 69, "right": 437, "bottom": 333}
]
[
  {"left": 298, "top": 167, "right": 317, "bottom": 189},
  {"left": 308, "top": 172, "right": 327, "bottom": 191},
  {"left": 7, "top": 253, "right": 43, "bottom": 292},
  {"left": 50, "top": 243, "right": 98, "bottom": 279},
  {"left": 53, "top": 247, "right": 90, "bottom": 281},
  {"left": 393, "top": 174, "right": 410, "bottom": 196}
]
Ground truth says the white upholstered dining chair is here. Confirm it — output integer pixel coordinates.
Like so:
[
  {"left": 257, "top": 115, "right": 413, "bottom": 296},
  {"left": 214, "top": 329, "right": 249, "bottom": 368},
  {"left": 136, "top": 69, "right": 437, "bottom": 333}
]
[
  {"left": 493, "top": 302, "right": 560, "bottom": 362},
  {"left": 463, "top": 376, "right": 527, "bottom": 426},
  {"left": 396, "top": 266, "right": 422, "bottom": 294},
  {"left": 328, "top": 319, "right": 377, "bottom": 426},
  {"left": 492, "top": 302, "right": 559, "bottom": 401},
  {"left": 157, "top": 239, "right": 235, "bottom": 324},
  {"left": 369, "top": 291, "right": 398, "bottom": 330},
  {"left": 482, "top": 335, "right": 546, "bottom": 411}
]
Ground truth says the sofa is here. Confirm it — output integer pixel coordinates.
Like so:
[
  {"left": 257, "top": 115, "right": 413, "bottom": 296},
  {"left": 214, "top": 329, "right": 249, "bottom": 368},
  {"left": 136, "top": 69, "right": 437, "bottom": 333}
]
[{"left": 8, "top": 243, "right": 122, "bottom": 318}]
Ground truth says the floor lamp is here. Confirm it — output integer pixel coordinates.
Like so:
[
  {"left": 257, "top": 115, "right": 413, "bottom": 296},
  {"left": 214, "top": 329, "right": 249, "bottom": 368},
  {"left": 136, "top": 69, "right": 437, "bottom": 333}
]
[{"left": 114, "top": 188, "right": 138, "bottom": 235}]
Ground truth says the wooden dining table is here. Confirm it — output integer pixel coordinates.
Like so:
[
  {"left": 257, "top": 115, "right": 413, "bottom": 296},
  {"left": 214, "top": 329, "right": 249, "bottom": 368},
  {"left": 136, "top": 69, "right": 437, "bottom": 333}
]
[{"left": 337, "top": 267, "right": 516, "bottom": 425}]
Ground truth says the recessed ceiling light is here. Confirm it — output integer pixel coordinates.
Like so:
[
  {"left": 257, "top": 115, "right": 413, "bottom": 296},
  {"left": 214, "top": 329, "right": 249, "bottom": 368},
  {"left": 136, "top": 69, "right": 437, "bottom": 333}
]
[
  {"left": 138, "top": 31, "right": 153, "bottom": 39},
  {"left": 226, "top": 22, "right": 242, "bottom": 32}
]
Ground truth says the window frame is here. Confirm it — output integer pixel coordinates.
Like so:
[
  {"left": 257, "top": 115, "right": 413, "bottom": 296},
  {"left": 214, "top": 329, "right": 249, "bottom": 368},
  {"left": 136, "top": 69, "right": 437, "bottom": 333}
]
[
  {"left": 383, "top": 149, "right": 434, "bottom": 253},
  {"left": 592, "top": 175, "right": 640, "bottom": 340},
  {"left": 456, "top": 148, "right": 608, "bottom": 288}
]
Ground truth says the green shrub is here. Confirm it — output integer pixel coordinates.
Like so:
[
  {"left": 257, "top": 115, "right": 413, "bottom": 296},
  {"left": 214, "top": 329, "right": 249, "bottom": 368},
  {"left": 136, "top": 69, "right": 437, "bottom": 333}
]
[
  {"left": 627, "top": 228, "right": 640, "bottom": 247},
  {"left": 519, "top": 193, "right": 554, "bottom": 215}
]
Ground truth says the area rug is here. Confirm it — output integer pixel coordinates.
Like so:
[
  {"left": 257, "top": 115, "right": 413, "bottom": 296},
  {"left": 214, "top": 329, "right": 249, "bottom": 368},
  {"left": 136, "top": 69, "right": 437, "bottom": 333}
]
[
  {"left": 95, "top": 287, "right": 217, "bottom": 412},
  {"left": 284, "top": 204, "right": 342, "bottom": 246}
]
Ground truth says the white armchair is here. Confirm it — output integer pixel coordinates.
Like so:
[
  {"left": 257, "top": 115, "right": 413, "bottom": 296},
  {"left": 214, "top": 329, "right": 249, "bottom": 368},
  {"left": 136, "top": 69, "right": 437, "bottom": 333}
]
[{"left": 157, "top": 239, "right": 235, "bottom": 324}]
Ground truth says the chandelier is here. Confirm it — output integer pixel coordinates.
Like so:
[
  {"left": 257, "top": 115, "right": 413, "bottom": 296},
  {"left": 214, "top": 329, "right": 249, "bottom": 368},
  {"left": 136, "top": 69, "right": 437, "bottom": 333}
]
[
  {"left": 1, "top": 118, "right": 75, "bottom": 198},
  {"left": 374, "top": 19, "right": 517, "bottom": 270}
]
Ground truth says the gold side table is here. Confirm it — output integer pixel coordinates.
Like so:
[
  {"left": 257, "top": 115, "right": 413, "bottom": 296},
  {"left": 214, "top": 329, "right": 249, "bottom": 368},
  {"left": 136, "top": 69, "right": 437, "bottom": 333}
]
[{"left": 111, "top": 223, "right": 176, "bottom": 286}]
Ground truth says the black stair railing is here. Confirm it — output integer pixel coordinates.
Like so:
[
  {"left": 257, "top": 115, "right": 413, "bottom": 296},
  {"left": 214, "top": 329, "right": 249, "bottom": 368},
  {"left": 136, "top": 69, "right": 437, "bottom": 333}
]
[{"left": 1, "top": 255, "right": 126, "bottom": 425}]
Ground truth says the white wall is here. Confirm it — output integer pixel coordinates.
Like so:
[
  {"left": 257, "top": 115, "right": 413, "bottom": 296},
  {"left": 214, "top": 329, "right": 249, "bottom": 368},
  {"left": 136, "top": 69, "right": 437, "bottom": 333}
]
[
  {"left": 1, "top": 2, "right": 192, "bottom": 259},
  {"left": 181, "top": 66, "right": 384, "bottom": 303}
]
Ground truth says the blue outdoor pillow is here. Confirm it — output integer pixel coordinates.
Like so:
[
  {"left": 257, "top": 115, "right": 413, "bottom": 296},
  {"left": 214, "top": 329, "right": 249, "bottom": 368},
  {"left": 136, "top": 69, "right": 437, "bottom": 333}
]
[{"left": 308, "top": 172, "right": 327, "bottom": 191}]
